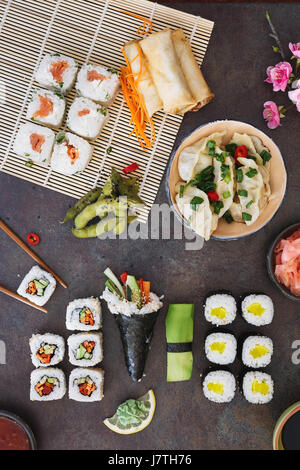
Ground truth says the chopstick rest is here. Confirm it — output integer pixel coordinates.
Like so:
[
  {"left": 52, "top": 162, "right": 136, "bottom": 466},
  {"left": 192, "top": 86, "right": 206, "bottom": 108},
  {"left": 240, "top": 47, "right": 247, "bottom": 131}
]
[{"left": 166, "top": 304, "right": 194, "bottom": 382}]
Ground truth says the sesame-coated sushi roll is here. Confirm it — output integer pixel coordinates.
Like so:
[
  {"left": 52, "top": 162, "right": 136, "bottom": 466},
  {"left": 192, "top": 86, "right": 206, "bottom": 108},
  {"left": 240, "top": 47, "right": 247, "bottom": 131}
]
[
  {"left": 67, "top": 332, "right": 103, "bottom": 367},
  {"left": 26, "top": 88, "right": 66, "bottom": 128},
  {"left": 203, "top": 370, "right": 236, "bottom": 403},
  {"left": 67, "top": 97, "right": 109, "bottom": 139},
  {"left": 29, "top": 333, "right": 65, "bottom": 368},
  {"left": 30, "top": 367, "right": 66, "bottom": 401},
  {"left": 241, "top": 294, "right": 274, "bottom": 326},
  {"left": 204, "top": 294, "right": 237, "bottom": 326},
  {"left": 243, "top": 371, "right": 274, "bottom": 404},
  {"left": 35, "top": 53, "right": 78, "bottom": 93},
  {"left": 50, "top": 132, "right": 93, "bottom": 175},
  {"left": 66, "top": 297, "right": 101, "bottom": 331},
  {"left": 68, "top": 368, "right": 104, "bottom": 402},
  {"left": 242, "top": 336, "right": 273, "bottom": 368},
  {"left": 13, "top": 123, "right": 55, "bottom": 166},
  {"left": 17, "top": 265, "right": 56, "bottom": 307},
  {"left": 76, "top": 64, "right": 120, "bottom": 105},
  {"left": 205, "top": 333, "right": 237, "bottom": 365}
]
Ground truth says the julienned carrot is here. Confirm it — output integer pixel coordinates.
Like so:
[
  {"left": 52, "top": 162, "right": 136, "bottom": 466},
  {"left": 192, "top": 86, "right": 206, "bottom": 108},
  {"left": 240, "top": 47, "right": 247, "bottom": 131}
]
[
  {"left": 142, "top": 281, "right": 151, "bottom": 304},
  {"left": 119, "top": 10, "right": 153, "bottom": 36}
]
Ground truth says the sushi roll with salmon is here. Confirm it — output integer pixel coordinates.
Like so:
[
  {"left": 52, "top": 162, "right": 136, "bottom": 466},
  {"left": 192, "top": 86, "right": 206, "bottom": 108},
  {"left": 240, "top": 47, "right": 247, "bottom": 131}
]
[
  {"left": 76, "top": 64, "right": 120, "bottom": 105},
  {"left": 67, "top": 332, "right": 103, "bottom": 367},
  {"left": 26, "top": 88, "right": 66, "bottom": 128},
  {"left": 69, "top": 368, "right": 104, "bottom": 402},
  {"left": 101, "top": 267, "right": 163, "bottom": 382},
  {"left": 66, "top": 297, "right": 101, "bottom": 331},
  {"left": 243, "top": 371, "right": 274, "bottom": 404},
  {"left": 13, "top": 123, "right": 55, "bottom": 166},
  {"left": 242, "top": 336, "right": 273, "bottom": 368},
  {"left": 50, "top": 132, "right": 93, "bottom": 175},
  {"left": 241, "top": 294, "right": 274, "bottom": 326},
  {"left": 29, "top": 333, "right": 65, "bottom": 368},
  {"left": 204, "top": 294, "right": 237, "bottom": 326},
  {"left": 203, "top": 370, "right": 236, "bottom": 403},
  {"left": 17, "top": 265, "right": 56, "bottom": 306},
  {"left": 67, "top": 97, "right": 109, "bottom": 139},
  {"left": 205, "top": 333, "right": 237, "bottom": 365},
  {"left": 30, "top": 367, "right": 66, "bottom": 401},
  {"left": 35, "top": 53, "right": 78, "bottom": 93}
]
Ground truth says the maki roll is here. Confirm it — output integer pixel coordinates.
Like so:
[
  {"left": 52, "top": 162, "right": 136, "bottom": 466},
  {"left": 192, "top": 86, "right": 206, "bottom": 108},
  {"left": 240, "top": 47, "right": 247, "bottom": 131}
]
[
  {"left": 13, "top": 123, "right": 55, "bottom": 166},
  {"left": 241, "top": 294, "right": 274, "bottom": 326},
  {"left": 67, "top": 332, "right": 103, "bottom": 367},
  {"left": 205, "top": 333, "right": 237, "bottom": 365},
  {"left": 30, "top": 367, "right": 66, "bottom": 401},
  {"left": 69, "top": 368, "right": 104, "bottom": 402},
  {"left": 243, "top": 371, "right": 274, "bottom": 404},
  {"left": 35, "top": 53, "right": 78, "bottom": 93},
  {"left": 67, "top": 97, "right": 109, "bottom": 139},
  {"left": 203, "top": 370, "right": 236, "bottom": 403},
  {"left": 204, "top": 294, "right": 236, "bottom": 326},
  {"left": 76, "top": 64, "right": 120, "bottom": 105},
  {"left": 29, "top": 333, "right": 65, "bottom": 367},
  {"left": 102, "top": 267, "right": 163, "bottom": 382},
  {"left": 17, "top": 265, "right": 56, "bottom": 306},
  {"left": 66, "top": 297, "right": 101, "bottom": 331},
  {"left": 26, "top": 88, "right": 66, "bottom": 128},
  {"left": 50, "top": 132, "right": 93, "bottom": 175},
  {"left": 242, "top": 336, "right": 273, "bottom": 368}
]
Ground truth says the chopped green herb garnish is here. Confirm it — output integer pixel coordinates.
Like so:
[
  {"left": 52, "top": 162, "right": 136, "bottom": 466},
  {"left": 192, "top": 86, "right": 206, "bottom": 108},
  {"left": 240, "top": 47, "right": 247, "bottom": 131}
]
[
  {"left": 207, "top": 140, "right": 216, "bottom": 149},
  {"left": 106, "top": 146, "right": 112, "bottom": 154},
  {"left": 223, "top": 210, "right": 233, "bottom": 224},
  {"left": 107, "top": 68, "right": 118, "bottom": 74},
  {"left": 25, "top": 153, "right": 30, "bottom": 157},
  {"left": 194, "top": 166, "right": 216, "bottom": 193},
  {"left": 105, "top": 92, "right": 111, "bottom": 101},
  {"left": 208, "top": 148, "right": 216, "bottom": 156},
  {"left": 54, "top": 91, "right": 63, "bottom": 99},
  {"left": 56, "top": 134, "right": 65, "bottom": 144},
  {"left": 238, "top": 189, "right": 248, "bottom": 197},
  {"left": 221, "top": 164, "right": 231, "bottom": 183},
  {"left": 242, "top": 212, "right": 252, "bottom": 221},
  {"left": 51, "top": 52, "right": 60, "bottom": 56},
  {"left": 190, "top": 196, "right": 204, "bottom": 211},
  {"left": 216, "top": 153, "right": 225, "bottom": 163},
  {"left": 223, "top": 191, "right": 231, "bottom": 199},
  {"left": 246, "top": 168, "right": 258, "bottom": 178},
  {"left": 261, "top": 149, "right": 272, "bottom": 165},
  {"left": 58, "top": 82, "right": 63, "bottom": 88},
  {"left": 99, "top": 107, "right": 107, "bottom": 116},
  {"left": 225, "top": 143, "right": 238, "bottom": 155},
  {"left": 246, "top": 200, "right": 254, "bottom": 209},
  {"left": 179, "top": 185, "right": 184, "bottom": 198},
  {"left": 224, "top": 174, "right": 231, "bottom": 184},
  {"left": 248, "top": 155, "right": 257, "bottom": 162},
  {"left": 30, "top": 117, "right": 35, "bottom": 121},
  {"left": 25, "top": 160, "right": 33, "bottom": 168},
  {"left": 212, "top": 200, "right": 224, "bottom": 215},
  {"left": 236, "top": 168, "right": 243, "bottom": 183}
]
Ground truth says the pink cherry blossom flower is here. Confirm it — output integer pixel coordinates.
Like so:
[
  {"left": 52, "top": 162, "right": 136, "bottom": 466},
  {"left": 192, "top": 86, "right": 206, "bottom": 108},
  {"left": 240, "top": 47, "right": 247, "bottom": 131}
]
[
  {"left": 288, "top": 87, "right": 300, "bottom": 112},
  {"left": 263, "top": 101, "right": 281, "bottom": 129},
  {"left": 265, "top": 61, "right": 292, "bottom": 92},
  {"left": 289, "top": 42, "right": 300, "bottom": 59}
]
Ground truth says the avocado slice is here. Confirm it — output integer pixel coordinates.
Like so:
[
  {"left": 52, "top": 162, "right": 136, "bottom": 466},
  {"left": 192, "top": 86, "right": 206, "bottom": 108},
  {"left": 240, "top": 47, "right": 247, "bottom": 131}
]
[{"left": 126, "top": 275, "right": 142, "bottom": 309}]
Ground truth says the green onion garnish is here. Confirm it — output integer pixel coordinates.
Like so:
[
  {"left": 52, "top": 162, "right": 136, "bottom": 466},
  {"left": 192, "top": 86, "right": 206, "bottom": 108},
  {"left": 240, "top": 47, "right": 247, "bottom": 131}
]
[
  {"left": 246, "top": 200, "right": 254, "bottom": 209},
  {"left": 238, "top": 189, "right": 248, "bottom": 197},
  {"left": 236, "top": 168, "right": 243, "bottom": 183},
  {"left": 223, "top": 210, "right": 233, "bottom": 224},
  {"left": 223, "top": 191, "right": 231, "bottom": 199},
  {"left": 212, "top": 200, "right": 224, "bottom": 215},
  {"left": 190, "top": 196, "right": 204, "bottom": 211},
  {"left": 246, "top": 168, "right": 258, "bottom": 178},
  {"left": 261, "top": 149, "right": 272, "bottom": 165},
  {"left": 242, "top": 212, "right": 252, "bottom": 221}
]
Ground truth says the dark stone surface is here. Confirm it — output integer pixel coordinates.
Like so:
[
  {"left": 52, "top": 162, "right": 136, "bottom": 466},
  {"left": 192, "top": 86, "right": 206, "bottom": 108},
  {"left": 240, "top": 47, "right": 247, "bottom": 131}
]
[{"left": 1, "top": 2, "right": 300, "bottom": 450}]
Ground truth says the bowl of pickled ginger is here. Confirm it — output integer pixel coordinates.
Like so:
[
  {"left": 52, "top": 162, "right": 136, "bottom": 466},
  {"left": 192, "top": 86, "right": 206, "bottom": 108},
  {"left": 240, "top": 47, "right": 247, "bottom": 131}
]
[{"left": 167, "top": 120, "right": 287, "bottom": 241}]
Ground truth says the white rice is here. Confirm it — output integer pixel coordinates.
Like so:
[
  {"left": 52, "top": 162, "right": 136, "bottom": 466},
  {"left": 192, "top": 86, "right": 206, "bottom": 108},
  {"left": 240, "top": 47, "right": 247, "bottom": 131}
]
[
  {"left": 101, "top": 287, "right": 163, "bottom": 317},
  {"left": 68, "top": 368, "right": 104, "bottom": 402},
  {"left": 26, "top": 88, "right": 66, "bottom": 127},
  {"left": 50, "top": 132, "right": 93, "bottom": 175},
  {"left": 203, "top": 370, "right": 236, "bottom": 403},
  {"left": 13, "top": 123, "right": 55, "bottom": 166},
  {"left": 242, "top": 336, "right": 273, "bottom": 368},
  {"left": 66, "top": 297, "right": 101, "bottom": 331},
  {"left": 76, "top": 64, "right": 120, "bottom": 105},
  {"left": 67, "top": 97, "right": 109, "bottom": 139},
  {"left": 30, "top": 367, "right": 66, "bottom": 401},
  {"left": 205, "top": 333, "right": 237, "bottom": 365},
  {"left": 243, "top": 371, "right": 274, "bottom": 404},
  {"left": 67, "top": 332, "right": 103, "bottom": 367},
  {"left": 29, "top": 333, "right": 65, "bottom": 368},
  {"left": 17, "top": 265, "right": 56, "bottom": 306},
  {"left": 204, "top": 294, "right": 237, "bottom": 326},
  {"left": 35, "top": 53, "right": 78, "bottom": 93},
  {"left": 242, "top": 294, "right": 274, "bottom": 326}
]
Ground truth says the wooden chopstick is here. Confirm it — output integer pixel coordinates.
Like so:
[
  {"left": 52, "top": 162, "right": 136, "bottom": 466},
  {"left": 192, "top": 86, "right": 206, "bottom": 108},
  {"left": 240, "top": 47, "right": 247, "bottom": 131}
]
[
  {"left": 0, "top": 285, "right": 48, "bottom": 314},
  {"left": 0, "top": 219, "right": 67, "bottom": 289}
]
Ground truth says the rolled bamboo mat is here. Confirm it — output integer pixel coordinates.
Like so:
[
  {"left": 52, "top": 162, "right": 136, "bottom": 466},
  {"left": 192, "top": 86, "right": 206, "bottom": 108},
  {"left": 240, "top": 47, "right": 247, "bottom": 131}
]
[{"left": 0, "top": 0, "right": 214, "bottom": 222}]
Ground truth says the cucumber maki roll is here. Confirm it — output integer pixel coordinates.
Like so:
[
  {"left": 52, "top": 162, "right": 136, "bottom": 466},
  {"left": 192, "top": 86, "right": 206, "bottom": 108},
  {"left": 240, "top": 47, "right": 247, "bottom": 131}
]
[
  {"left": 66, "top": 297, "right": 101, "bottom": 331},
  {"left": 30, "top": 368, "right": 66, "bottom": 401},
  {"left": 102, "top": 268, "right": 163, "bottom": 382},
  {"left": 29, "top": 333, "right": 65, "bottom": 367},
  {"left": 67, "top": 332, "right": 103, "bottom": 367},
  {"left": 68, "top": 368, "right": 104, "bottom": 402},
  {"left": 17, "top": 265, "right": 56, "bottom": 307}
]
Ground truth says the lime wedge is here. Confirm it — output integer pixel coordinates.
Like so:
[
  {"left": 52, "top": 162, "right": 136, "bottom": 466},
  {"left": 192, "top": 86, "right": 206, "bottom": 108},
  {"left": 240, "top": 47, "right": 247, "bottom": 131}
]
[{"left": 103, "top": 389, "right": 156, "bottom": 435}]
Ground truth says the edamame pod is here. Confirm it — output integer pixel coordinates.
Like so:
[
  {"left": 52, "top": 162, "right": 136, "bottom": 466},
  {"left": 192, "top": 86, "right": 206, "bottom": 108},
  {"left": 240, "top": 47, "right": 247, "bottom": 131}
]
[
  {"left": 74, "top": 197, "right": 115, "bottom": 229},
  {"left": 61, "top": 187, "right": 102, "bottom": 224}
]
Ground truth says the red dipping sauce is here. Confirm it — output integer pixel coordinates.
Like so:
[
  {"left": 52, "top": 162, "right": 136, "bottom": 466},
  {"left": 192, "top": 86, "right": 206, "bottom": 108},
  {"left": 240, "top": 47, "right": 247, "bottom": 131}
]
[{"left": 0, "top": 417, "right": 31, "bottom": 450}]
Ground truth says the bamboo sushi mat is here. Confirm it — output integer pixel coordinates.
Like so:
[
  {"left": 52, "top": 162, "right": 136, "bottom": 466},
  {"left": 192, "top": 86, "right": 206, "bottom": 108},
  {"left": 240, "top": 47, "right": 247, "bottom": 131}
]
[{"left": 0, "top": 0, "right": 214, "bottom": 222}]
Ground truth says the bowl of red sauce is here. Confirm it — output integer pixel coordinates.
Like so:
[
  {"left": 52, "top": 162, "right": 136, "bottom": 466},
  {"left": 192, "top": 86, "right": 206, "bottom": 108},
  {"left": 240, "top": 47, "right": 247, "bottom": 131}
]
[
  {"left": 0, "top": 411, "right": 36, "bottom": 450},
  {"left": 267, "top": 223, "right": 300, "bottom": 302}
]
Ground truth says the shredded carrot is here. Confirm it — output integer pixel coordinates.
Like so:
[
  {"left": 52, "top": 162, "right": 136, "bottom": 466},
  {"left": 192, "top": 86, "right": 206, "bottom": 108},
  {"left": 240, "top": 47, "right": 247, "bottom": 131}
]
[
  {"left": 120, "top": 10, "right": 153, "bottom": 36},
  {"left": 120, "top": 47, "right": 155, "bottom": 150},
  {"left": 142, "top": 281, "right": 151, "bottom": 304}
]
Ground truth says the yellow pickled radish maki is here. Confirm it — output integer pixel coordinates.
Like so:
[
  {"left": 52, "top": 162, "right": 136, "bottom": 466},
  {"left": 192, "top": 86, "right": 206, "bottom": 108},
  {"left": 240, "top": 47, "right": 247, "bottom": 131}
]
[
  {"left": 205, "top": 333, "right": 237, "bottom": 365},
  {"left": 203, "top": 370, "right": 236, "bottom": 403},
  {"left": 104, "top": 389, "right": 156, "bottom": 434},
  {"left": 242, "top": 336, "right": 273, "bottom": 368},
  {"left": 241, "top": 294, "right": 274, "bottom": 326},
  {"left": 242, "top": 371, "right": 274, "bottom": 404},
  {"left": 204, "top": 294, "right": 237, "bottom": 326}
]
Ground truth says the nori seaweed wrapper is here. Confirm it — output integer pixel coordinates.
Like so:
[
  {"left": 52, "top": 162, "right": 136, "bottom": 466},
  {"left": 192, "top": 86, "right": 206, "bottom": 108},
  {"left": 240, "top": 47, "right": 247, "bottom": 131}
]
[{"left": 113, "top": 310, "right": 160, "bottom": 382}]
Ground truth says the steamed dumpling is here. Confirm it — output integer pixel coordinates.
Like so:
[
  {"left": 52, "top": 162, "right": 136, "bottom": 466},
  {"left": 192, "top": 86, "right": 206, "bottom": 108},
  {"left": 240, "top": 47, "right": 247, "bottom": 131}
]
[{"left": 230, "top": 133, "right": 264, "bottom": 166}]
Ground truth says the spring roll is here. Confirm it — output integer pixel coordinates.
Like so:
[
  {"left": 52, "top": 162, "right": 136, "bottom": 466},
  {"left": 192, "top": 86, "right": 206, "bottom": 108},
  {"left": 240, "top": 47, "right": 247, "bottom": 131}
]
[
  {"left": 124, "top": 40, "right": 162, "bottom": 117},
  {"left": 172, "top": 29, "right": 214, "bottom": 113},
  {"left": 140, "top": 28, "right": 195, "bottom": 114}
]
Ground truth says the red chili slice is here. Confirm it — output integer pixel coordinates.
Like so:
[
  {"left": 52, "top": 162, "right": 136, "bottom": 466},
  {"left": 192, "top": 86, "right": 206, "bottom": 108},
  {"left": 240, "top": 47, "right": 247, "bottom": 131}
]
[
  {"left": 234, "top": 145, "right": 248, "bottom": 162},
  {"left": 120, "top": 272, "right": 127, "bottom": 285},
  {"left": 207, "top": 191, "right": 219, "bottom": 202},
  {"left": 122, "top": 163, "right": 139, "bottom": 174},
  {"left": 27, "top": 233, "right": 40, "bottom": 245}
]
